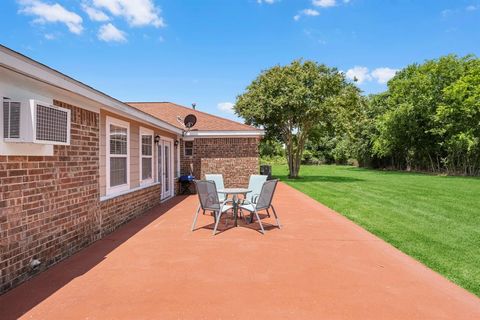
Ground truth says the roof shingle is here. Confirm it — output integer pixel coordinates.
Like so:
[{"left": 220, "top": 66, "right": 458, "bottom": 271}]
[{"left": 127, "top": 102, "right": 260, "bottom": 132}]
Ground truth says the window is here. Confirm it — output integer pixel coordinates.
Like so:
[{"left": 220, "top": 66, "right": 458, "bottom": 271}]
[
  {"left": 140, "top": 127, "right": 153, "bottom": 184},
  {"left": 106, "top": 117, "right": 129, "bottom": 194},
  {"left": 184, "top": 141, "right": 193, "bottom": 156}
]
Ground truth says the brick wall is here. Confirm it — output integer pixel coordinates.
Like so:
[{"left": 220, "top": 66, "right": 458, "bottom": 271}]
[
  {"left": 180, "top": 137, "right": 260, "bottom": 187},
  {"left": 100, "top": 184, "right": 161, "bottom": 235},
  {"left": 0, "top": 101, "right": 167, "bottom": 294},
  {"left": 0, "top": 101, "right": 100, "bottom": 293}
]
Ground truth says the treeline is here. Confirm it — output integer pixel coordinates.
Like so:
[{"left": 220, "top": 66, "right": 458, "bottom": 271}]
[{"left": 262, "top": 55, "right": 480, "bottom": 176}]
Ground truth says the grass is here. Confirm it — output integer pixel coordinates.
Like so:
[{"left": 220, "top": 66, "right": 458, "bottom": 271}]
[{"left": 272, "top": 164, "right": 480, "bottom": 297}]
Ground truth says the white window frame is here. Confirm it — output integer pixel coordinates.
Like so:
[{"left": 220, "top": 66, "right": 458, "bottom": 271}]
[
  {"left": 106, "top": 116, "right": 130, "bottom": 195},
  {"left": 139, "top": 127, "right": 154, "bottom": 185}
]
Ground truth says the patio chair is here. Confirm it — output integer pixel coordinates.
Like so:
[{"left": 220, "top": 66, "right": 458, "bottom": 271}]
[
  {"left": 245, "top": 174, "right": 268, "bottom": 214},
  {"left": 192, "top": 180, "right": 232, "bottom": 235},
  {"left": 239, "top": 179, "right": 281, "bottom": 234},
  {"left": 205, "top": 174, "right": 227, "bottom": 202}
]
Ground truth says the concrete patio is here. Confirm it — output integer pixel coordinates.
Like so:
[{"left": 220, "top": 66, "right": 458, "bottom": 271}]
[{"left": 0, "top": 182, "right": 479, "bottom": 319}]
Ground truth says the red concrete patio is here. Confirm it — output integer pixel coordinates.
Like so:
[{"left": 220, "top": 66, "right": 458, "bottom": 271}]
[{"left": 1, "top": 182, "right": 479, "bottom": 319}]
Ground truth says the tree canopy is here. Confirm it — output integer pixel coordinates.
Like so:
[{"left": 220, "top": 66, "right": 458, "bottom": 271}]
[
  {"left": 235, "top": 60, "right": 358, "bottom": 178},
  {"left": 238, "top": 54, "right": 480, "bottom": 176}
]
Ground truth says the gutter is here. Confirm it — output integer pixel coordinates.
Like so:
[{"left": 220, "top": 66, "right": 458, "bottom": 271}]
[{"left": 183, "top": 130, "right": 265, "bottom": 138}]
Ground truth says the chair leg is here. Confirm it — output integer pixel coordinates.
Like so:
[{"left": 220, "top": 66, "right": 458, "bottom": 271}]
[
  {"left": 240, "top": 209, "right": 247, "bottom": 223},
  {"left": 254, "top": 209, "right": 265, "bottom": 234},
  {"left": 191, "top": 205, "right": 201, "bottom": 231},
  {"left": 266, "top": 208, "right": 271, "bottom": 217},
  {"left": 224, "top": 209, "right": 230, "bottom": 227},
  {"left": 271, "top": 205, "right": 281, "bottom": 228},
  {"left": 213, "top": 209, "right": 224, "bottom": 235}
]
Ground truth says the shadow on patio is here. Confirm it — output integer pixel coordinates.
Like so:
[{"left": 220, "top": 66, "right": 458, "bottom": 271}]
[
  {"left": 0, "top": 183, "right": 479, "bottom": 319},
  {"left": 0, "top": 196, "right": 186, "bottom": 320}
]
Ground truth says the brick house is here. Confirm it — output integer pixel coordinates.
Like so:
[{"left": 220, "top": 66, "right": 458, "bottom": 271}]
[
  {"left": 0, "top": 45, "right": 264, "bottom": 293},
  {"left": 128, "top": 102, "right": 262, "bottom": 188}
]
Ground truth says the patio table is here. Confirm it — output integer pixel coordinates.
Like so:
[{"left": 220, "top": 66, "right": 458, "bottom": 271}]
[{"left": 217, "top": 188, "right": 251, "bottom": 227}]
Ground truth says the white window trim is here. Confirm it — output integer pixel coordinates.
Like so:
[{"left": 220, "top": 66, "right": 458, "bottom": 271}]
[
  {"left": 106, "top": 116, "right": 130, "bottom": 195},
  {"left": 139, "top": 127, "right": 154, "bottom": 185}
]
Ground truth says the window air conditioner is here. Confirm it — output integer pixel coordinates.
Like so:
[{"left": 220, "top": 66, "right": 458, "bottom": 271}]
[{"left": 3, "top": 98, "right": 71, "bottom": 145}]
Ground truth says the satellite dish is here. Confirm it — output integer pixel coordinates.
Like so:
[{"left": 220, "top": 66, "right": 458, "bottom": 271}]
[{"left": 184, "top": 114, "right": 197, "bottom": 129}]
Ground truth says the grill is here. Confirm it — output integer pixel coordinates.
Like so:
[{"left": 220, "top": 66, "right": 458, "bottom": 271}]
[{"left": 179, "top": 175, "right": 195, "bottom": 194}]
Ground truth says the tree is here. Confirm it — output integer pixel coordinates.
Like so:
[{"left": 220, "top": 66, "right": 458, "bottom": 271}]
[
  {"left": 435, "top": 59, "right": 480, "bottom": 174},
  {"left": 235, "top": 60, "right": 355, "bottom": 178},
  {"left": 373, "top": 55, "right": 474, "bottom": 171}
]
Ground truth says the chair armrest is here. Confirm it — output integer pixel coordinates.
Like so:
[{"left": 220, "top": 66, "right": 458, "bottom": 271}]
[{"left": 240, "top": 198, "right": 254, "bottom": 205}]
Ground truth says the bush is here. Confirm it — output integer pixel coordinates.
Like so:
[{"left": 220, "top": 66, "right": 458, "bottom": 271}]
[{"left": 260, "top": 156, "right": 287, "bottom": 165}]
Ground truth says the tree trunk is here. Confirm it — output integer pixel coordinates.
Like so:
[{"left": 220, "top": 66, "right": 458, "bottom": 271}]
[
  {"left": 287, "top": 130, "right": 307, "bottom": 179},
  {"left": 288, "top": 152, "right": 301, "bottom": 178}
]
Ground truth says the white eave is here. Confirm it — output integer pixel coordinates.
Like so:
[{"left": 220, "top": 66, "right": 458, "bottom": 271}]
[
  {"left": 0, "top": 45, "right": 182, "bottom": 135},
  {"left": 183, "top": 130, "right": 265, "bottom": 138}
]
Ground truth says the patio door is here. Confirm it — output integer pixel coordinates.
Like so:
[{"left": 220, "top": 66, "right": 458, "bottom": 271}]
[{"left": 158, "top": 138, "right": 174, "bottom": 200}]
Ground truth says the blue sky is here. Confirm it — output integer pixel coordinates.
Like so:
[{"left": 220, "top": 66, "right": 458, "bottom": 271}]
[{"left": 1, "top": 0, "right": 479, "bottom": 121}]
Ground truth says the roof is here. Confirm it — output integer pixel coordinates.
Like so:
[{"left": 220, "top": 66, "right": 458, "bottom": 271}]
[
  {"left": 0, "top": 45, "right": 182, "bottom": 135},
  {"left": 127, "top": 102, "right": 263, "bottom": 134}
]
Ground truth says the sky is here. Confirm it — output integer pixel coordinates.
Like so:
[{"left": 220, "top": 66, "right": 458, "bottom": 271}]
[{"left": 0, "top": 0, "right": 479, "bottom": 121}]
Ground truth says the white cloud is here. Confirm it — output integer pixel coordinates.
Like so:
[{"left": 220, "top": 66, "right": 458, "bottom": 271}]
[
  {"left": 294, "top": 8, "right": 320, "bottom": 21},
  {"left": 217, "top": 102, "right": 235, "bottom": 114},
  {"left": 82, "top": 3, "right": 110, "bottom": 21},
  {"left": 312, "top": 0, "right": 336, "bottom": 8},
  {"left": 466, "top": 5, "right": 478, "bottom": 11},
  {"left": 18, "top": 0, "right": 83, "bottom": 34},
  {"left": 303, "top": 9, "right": 320, "bottom": 16},
  {"left": 345, "top": 66, "right": 371, "bottom": 84},
  {"left": 44, "top": 33, "right": 56, "bottom": 40},
  {"left": 441, "top": 9, "right": 453, "bottom": 17},
  {"left": 257, "top": 0, "right": 277, "bottom": 4},
  {"left": 371, "top": 67, "right": 398, "bottom": 84},
  {"left": 345, "top": 66, "right": 398, "bottom": 84},
  {"left": 91, "top": 0, "right": 165, "bottom": 27},
  {"left": 98, "top": 23, "right": 127, "bottom": 42}
]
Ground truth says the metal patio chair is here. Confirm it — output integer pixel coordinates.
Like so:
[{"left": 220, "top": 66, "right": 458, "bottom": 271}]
[
  {"left": 205, "top": 174, "right": 227, "bottom": 202},
  {"left": 192, "top": 180, "right": 232, "bottom": 235},
  {"left": 239, "top": 179, "right": 281, "bottom": 234},
  {"left": 245, "top": 174, "right": 268, "bottom": 213}
]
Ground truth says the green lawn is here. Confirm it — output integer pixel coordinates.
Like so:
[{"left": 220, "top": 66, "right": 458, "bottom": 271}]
[{"left": 272, "top": 164, "right": 480, "bottom": 296}]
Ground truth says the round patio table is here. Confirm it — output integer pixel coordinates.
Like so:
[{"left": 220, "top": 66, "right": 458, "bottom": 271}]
[{"left": 217, "top": 188, "right": 251, "bottom": 227}]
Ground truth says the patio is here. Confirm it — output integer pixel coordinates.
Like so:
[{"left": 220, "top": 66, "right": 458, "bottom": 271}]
[{"left": 0, "top": 183, "right": 479, "bottom": 319}]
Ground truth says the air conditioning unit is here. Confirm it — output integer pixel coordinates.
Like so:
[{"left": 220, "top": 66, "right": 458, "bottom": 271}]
[{"left": 2, "top": 98, "right": 71, "bottom": 145}]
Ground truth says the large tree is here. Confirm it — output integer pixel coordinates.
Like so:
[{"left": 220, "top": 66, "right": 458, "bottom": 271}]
[
  {"left": 235, "top": 60, "right": 355, "bottom": 178},
  {"left": 372, "top": 54, "right": 478, "bottom": 172}
]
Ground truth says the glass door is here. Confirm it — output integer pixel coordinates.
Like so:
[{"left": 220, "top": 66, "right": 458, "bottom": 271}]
[
  {"left": 158, "top": 139, "right": 173, "bottom": 200},
  {"left": 164, "top": 143, "right": 170, "bottom": 195}
]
